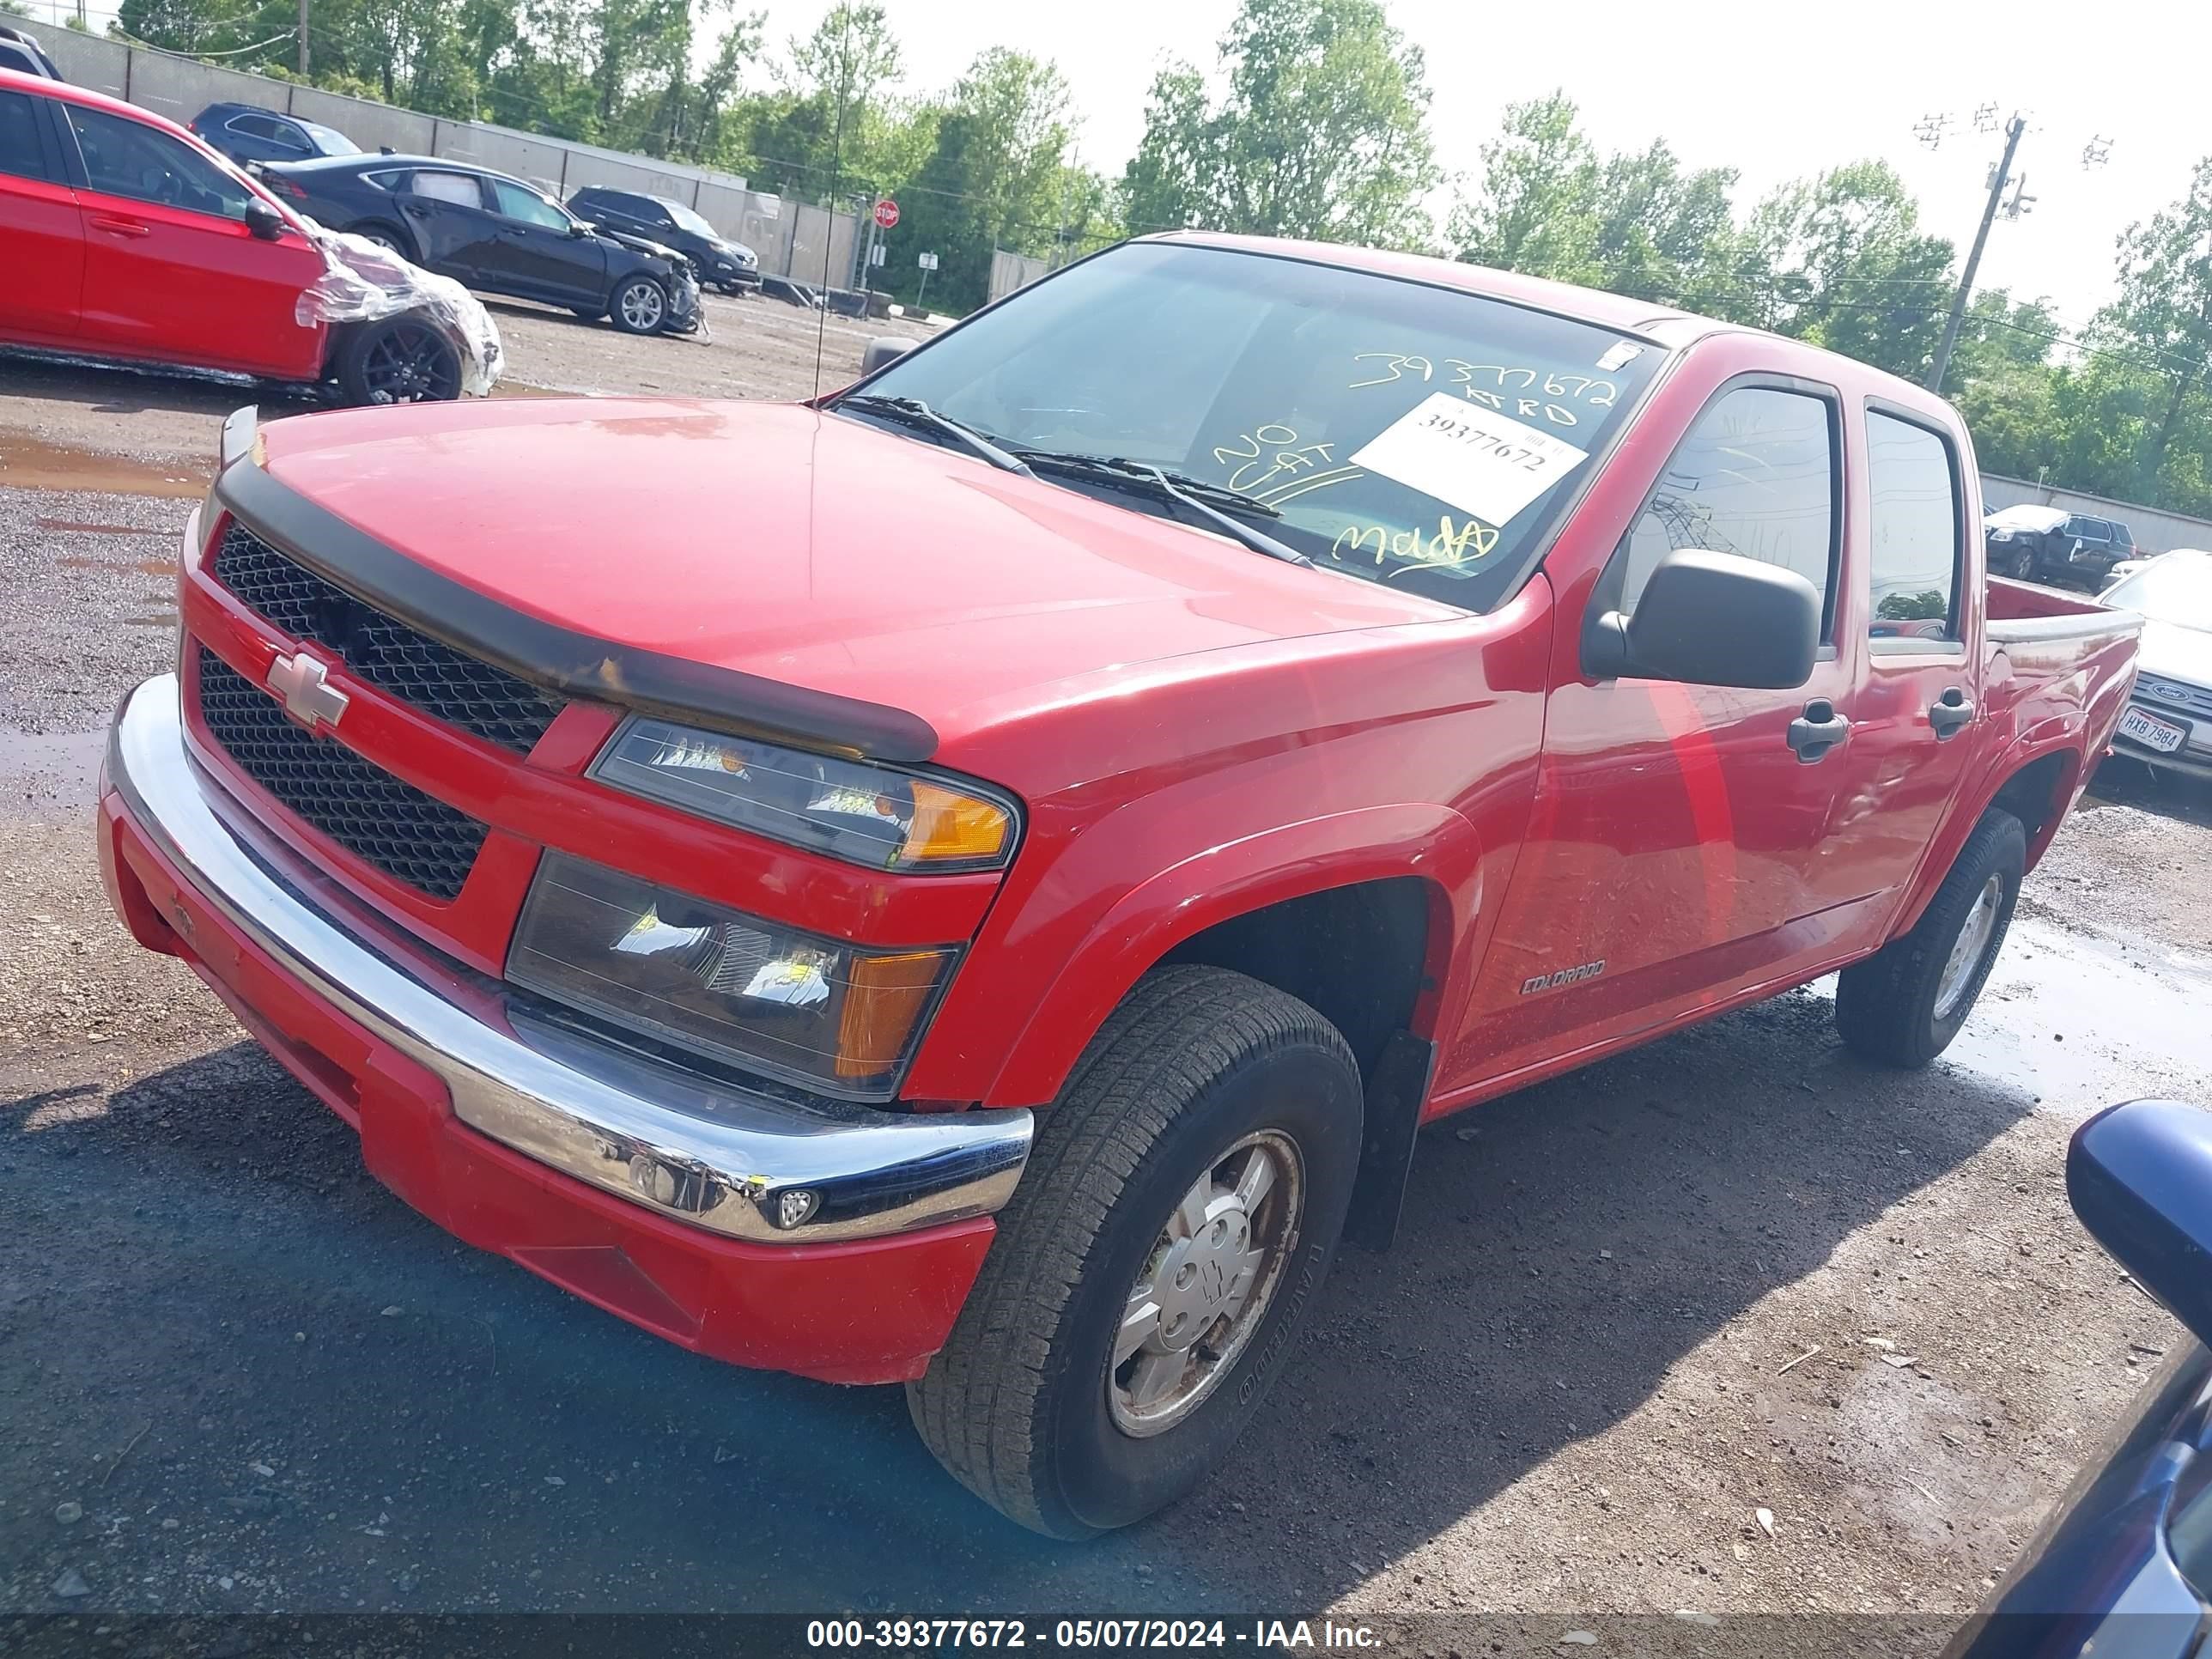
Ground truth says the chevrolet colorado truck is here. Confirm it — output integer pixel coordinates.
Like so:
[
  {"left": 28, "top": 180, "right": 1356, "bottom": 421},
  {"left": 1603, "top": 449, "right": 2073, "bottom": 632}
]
[{"left": 98, "top": 233, "right": 2142, "bottom": 1538}]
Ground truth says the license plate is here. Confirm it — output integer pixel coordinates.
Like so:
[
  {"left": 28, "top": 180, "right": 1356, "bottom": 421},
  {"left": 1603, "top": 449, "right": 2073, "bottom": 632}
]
[{"left": 2120, "top": 705, "right": 2188, "bottom": 754}]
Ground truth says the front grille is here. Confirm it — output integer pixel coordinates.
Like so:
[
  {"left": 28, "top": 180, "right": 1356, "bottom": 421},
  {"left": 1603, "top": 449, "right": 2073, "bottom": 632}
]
[
  {"left": 196, "top": 648, "right": 488, "bottom": 901},
  {"left": 211, "top": 521, "right": 566, "bottom": 753},
  {"left": 2136, "top": 673, "right": 2212, "bottom": 719}
]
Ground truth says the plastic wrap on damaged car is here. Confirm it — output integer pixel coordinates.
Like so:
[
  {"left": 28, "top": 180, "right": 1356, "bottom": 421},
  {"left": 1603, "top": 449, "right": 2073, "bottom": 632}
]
[{"left": 293, "top": 228, "right": 506, "bottom": 395}]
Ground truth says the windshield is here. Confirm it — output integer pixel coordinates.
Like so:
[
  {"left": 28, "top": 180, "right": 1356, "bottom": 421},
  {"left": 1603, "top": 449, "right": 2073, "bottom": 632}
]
[
  {"left": 301, "top": 120, "right": 358, "bottom": 155},
  {"left": 1987, "top": 504, "right": 2065, "bottom": 530},
  {"left": 2106, "top": 555, "right": 2212, "bottom": 629},
  {"left": 853, "top": 241, "right": 1662, "bottom": 612},
  {"left": 658, "top": 197, "right": 717, "bottom": 239}
]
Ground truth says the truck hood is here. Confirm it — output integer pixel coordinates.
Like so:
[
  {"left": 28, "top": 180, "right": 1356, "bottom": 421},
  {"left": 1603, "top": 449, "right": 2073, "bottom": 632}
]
[{"left": 257, "top": 398, "right": 1453, "bottom": 748}]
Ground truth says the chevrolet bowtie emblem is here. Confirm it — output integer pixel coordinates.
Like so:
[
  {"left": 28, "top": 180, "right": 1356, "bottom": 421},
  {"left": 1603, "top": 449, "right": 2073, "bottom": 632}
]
[{"left": 266, "top": 651, "right": 349, "bottom": 732}]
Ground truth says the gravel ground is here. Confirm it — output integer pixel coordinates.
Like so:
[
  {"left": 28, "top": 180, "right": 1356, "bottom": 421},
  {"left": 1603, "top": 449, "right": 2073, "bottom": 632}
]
[{"left": 5, "top": 313, "right": 2212, "bottom": 1642}]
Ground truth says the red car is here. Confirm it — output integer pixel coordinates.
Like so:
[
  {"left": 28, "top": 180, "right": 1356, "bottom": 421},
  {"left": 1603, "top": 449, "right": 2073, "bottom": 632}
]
[
  {"left": 95, "top": 235, "right": 2142, "bottom": 1536},
  {"left": 0, "top": 68, "right": 479, "bottom": 403}
]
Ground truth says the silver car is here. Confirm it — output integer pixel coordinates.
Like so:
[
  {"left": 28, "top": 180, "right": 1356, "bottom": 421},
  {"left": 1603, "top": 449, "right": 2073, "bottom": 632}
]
[{"left": 2103, "top": 550, "right": 2212, "bottom": 780}]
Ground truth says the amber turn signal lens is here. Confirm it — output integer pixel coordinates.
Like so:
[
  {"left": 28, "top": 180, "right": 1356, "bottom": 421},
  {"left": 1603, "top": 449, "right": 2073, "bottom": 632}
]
[
  {"left": 836, "top": 950, "right": 949, "bottom": 1079},
  {"left": 900, "top": 782, "right": 1012, "bottom": 866}
]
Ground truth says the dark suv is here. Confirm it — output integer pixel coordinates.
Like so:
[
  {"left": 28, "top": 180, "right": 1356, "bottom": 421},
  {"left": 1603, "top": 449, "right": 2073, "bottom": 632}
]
[
  {"left": 1984, "top": 504, "right": 2137, "bottom": 587},
  {"left": 190, "top": 101, "right": 359, "bottom": 166},
  {"left": 567, "top": 185, "right": 759, "bottom": 294},
  {"left": 260, "top": 155, "right": 700, "bottom": 336},
  {"left": 0, "top": 25, "right": 64, "bottom": 79}
]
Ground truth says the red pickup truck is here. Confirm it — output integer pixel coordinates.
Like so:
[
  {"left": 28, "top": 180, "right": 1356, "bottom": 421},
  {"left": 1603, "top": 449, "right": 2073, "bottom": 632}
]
[{"left": 97, "top": 234, "right": 2141, "bottom": 1537}]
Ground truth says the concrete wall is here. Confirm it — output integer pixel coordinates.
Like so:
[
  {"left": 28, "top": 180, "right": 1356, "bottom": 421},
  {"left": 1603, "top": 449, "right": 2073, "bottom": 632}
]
[
  {"left": 15, "top": 19, "right": 851, "bottom": 280},
  {"left": 1982, "top": 473, "right": 2212, "bottom": 556},
  {"left": 988, "top": 248, "right": 1051, "bottom": 303}
]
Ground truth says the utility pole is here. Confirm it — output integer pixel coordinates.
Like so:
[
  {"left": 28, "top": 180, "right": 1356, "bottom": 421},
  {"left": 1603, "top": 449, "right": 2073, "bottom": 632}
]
[
  {"left": 1926, "top": 112, "right": 2025, "bottom": 397},
  {"left": 297, "top": 0, "right": 309, "bottom": 76}
]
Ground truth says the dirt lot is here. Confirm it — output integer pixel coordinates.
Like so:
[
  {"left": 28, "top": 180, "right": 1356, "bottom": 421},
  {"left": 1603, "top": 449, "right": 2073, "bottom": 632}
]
[{"left": 5, "top": 299, "right": 2212, "bottom": 1644}]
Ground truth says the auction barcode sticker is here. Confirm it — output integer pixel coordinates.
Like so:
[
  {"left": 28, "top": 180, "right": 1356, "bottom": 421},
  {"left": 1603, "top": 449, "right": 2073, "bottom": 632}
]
[{"left": 1350, "top": 392, "right": 1589, "bottom": 527}]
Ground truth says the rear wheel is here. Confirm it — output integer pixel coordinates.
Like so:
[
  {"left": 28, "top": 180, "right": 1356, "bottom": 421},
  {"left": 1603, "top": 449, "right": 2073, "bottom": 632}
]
[
  {"left": 348, "top": 222, "right": 407, "bottom": 256},
  {"left": 1836, "top": 809, "right": 2027, "bottom": 1066},
  {"left": 908, "top": 966, "right": 1363, "bottom": 1538},
  {"left": 609, "top": 276, "right": 668, "bottom": 335},
  {"left": 332, "top": 317, "right": 463, "bottom": 406}
]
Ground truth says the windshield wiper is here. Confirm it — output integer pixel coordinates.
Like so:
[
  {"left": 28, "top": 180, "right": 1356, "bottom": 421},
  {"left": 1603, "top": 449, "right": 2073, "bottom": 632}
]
[
  {"left": 832, "top": 394, "right": 1036, "bottom": 478},
  {"left": 1010, "top": 451, "right": 1309, "bottom": 566}
]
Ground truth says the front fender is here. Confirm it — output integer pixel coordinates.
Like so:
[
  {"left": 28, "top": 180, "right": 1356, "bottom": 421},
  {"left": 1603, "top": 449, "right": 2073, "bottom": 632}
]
[{"left": 913, "top": 801, "right": 1481, "bottom": 1109}]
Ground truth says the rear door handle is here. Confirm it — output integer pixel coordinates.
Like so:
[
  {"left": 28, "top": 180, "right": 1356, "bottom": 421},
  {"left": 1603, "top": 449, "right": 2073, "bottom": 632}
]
[
  {"left": 88, "top": 216, "right": 151, "bottom": 238},
  {"left": 1929, "top": 687, "right": 1975, "bottom": 739},
  {"left": 1787, "top": 698, "right": 1850, "bottom": 763}
]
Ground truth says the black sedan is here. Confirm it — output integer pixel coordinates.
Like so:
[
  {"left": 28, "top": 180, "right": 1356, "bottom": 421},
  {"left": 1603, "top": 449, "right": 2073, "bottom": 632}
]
[
  {"left": 258, "top": 155, "right": 700, "bottom": 336},
  {"left": 1944, "top": 1097, "right": 2212, "bottom": 1659},
  {"left": 567, "top": 185, "right": 760, "bottom": 294}
]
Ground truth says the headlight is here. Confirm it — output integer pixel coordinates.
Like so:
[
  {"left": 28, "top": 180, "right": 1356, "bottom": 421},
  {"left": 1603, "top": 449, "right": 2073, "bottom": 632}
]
[
  {"left": 591, "top": 717, "right": 1018, "bottom": 872},
  {"left": 509, "top": 852, "right": 951, "bottom": 1093}
]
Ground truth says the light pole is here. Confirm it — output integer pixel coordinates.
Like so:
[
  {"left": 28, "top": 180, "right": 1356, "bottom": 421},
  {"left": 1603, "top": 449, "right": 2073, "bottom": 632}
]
[{"left": 1926, "top": 112, "right": 2025, "bottom": 397}]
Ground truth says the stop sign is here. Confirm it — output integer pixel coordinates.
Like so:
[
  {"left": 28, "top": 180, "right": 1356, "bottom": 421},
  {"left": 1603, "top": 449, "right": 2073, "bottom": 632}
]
[{"left": 873, "top": 198, "right": 899, "bottom": 229}]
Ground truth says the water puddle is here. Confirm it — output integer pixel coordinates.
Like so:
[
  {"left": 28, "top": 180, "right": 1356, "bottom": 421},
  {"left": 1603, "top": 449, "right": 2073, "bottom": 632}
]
[
  {"left": 1936, "top": 916, "right": 2212, "bottom": 1114},
  {"left": 0, "top": 434, "right": 208, "bottom": 497},
  {"left": 0, "top": 727, "right": 106, "bottom": 799}
]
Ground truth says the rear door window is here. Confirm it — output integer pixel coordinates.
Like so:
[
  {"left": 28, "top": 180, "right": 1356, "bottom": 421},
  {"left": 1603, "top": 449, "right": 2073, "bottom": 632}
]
[
  {"left": 410, "top": 170, "right": 486, "bottom": 208},
  {"left": 0, "top": 88, "right": 49, "bottom": 181},
  {"left": 1864, "top": 410, "right": 1961, "bottom": 641}
]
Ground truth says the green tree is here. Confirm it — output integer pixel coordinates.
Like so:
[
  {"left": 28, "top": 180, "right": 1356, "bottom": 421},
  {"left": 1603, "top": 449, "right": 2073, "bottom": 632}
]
[
  {"left": 1750, "top": 162, "right": 1956, "bottom": 380},
  {"left": 1121, "top": 0, "right": 1437, "bottom": 246},
  {"left": 1448, "top": 93, "right": 1599, "bottom": 280},
  {"left": 2101, "top": 154, "right": 2212, "bottom": 491},
  {"left": 895, "top": 47, "right": 1078, "bottom": 311}
]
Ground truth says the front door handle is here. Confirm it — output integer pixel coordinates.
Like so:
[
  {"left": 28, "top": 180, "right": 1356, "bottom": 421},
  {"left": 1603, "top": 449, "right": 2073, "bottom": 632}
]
[
  {"left": 1787, "top": 698, "right": 1850, "bottom": 763},
  {"left": 1929, "top": 687, "right": 1975, "bottom": 739},
  {"left": 88, "top": 216, "right": 151, "bottom": 238}
]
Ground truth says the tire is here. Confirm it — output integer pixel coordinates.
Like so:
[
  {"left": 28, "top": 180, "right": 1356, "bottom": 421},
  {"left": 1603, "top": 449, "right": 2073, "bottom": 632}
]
[
  {"left": 908, "top": 966, "right": 1363, "bottom": 1539},
  {"left": 609, "top": 275, "right": 668, "bottom": 335},
  {"left": 2008, "top": 545, "right": 2037, "bottom": 581},
  {"left": 331, "top": 316, "right": 463, "bottom": 406},
  {"left": 1836, "top": 809, "right": 2027, "bottom": 1067},
  {"left": 349, "top": 222, "right": 408, "bottom": 256}
]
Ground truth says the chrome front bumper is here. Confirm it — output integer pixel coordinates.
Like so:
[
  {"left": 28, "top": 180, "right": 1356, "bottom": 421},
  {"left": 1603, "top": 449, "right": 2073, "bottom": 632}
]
[{"left": 107, "top": 675, "right": 1032, "bottom": 1244}]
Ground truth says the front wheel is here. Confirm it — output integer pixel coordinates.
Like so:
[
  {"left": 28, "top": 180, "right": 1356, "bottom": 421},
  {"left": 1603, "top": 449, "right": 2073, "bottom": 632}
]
[
  {"left": 2009, "top": 544, "right": 2038, "bottom": 581},
  {"left": 331, "top": 316, "right": 463, "bottom": 406},
  {"left": 1836, "top": 808, "right": 2027, "bottom": 1066},
  {"left": 908, "top": 966, "right": 1363, "bottom": 1538},
  {"left": 609, "top": 276, "right": 668, "bottom": 335}
]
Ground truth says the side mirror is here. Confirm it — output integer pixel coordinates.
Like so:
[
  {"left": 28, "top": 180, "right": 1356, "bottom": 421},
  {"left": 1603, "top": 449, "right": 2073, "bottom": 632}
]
[
  {"left": 861, "top": 336, "right": 914, "bottom": 377},
  {"left": 1583, "top": 549, "right": 1820, "bottom": 690},
  {"left": 2069, "top": 1100, "right": 2212, "bottom": 1347},
  {"left": 242, "top": 198, "right": 285, "bottom": 241}
]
